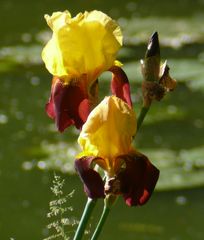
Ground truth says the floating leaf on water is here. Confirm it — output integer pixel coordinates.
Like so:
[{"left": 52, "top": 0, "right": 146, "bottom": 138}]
[
  {"left": 0, "top": 45, "right": 42, "bottom": 65},
  {"left": 119, "top": 16, "right": 204, "bottom": 48}
]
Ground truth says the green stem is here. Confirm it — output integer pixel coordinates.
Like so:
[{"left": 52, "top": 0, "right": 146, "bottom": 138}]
[
  {"left": 91, "top": 206, "right": 110, "bottom": 240},
  {"left": 137, "top": 106, "right": 150, "bottom": 131},
  {"left": 73, "top": 198, "right": 97, "bottom": 240}
]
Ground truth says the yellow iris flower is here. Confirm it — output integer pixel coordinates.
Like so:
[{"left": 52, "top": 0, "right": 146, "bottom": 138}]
[
  {"left": 42, "top": 10, "right": 131, "bottom": 132},
  {"left": 42, "top": 10, "right": 122, "bottom": 83},
  {"left": 75, "top": 96, "right": 159, "bottom": 206}
]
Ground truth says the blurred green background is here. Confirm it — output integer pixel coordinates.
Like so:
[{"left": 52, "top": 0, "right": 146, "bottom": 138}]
[{"left": 0, "top": 0, "right": 204, "bottom": 239}]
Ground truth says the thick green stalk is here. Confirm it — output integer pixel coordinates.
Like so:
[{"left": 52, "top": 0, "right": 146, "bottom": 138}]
[
  {"left": 137, "top": 106, "right": 150, "bottom": 131},
  {"left": 90, "top": 206, "right": 110, "bottom": 240},
  {"left": 73, "top": 198, "right": 97, "bottom": 240}
]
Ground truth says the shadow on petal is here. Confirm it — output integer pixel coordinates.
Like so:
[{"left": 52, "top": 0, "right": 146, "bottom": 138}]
[
  {"left": 75, "top": 156, "right": 105, "bottom": 199},
  {"left": 117, "top": 153, "right": 159, "bottom": 206}
]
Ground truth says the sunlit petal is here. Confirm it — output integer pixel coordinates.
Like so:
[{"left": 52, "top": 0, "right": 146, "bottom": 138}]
[
  {"left": 78, "top": 96, "right": 136, "bottom": 159},
  {"left": 110, "top": 65, "right": 132, "bottom": 107},
  {"left": 42, "top": 10, "right": 123, "bottom": 82}
]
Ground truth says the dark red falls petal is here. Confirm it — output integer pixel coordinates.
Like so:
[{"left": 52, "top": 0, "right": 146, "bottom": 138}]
[
  {"left": 117, "top": 153, "right": 159, "bottom": 206},
  {"left": 75, "top": 156, "right": 105, "bottom": 199},
  {"left": 109, "top": 66, "right": 132, "bottom": 107},
  {"left": 45, "top": 78, "right": 91, "bottom": 132}
]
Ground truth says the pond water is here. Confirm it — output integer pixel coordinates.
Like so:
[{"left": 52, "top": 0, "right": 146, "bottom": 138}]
[{"left": 0, "top": 0, "right": 204, "bottom": 239}]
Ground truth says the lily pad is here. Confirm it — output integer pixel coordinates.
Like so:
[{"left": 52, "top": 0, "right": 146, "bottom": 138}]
[
  {"left": 0, "top": 45, "right": 42, "bottom": 70},
  {"left": 119, "top": 16, "right": 204, "bottom": 48}
]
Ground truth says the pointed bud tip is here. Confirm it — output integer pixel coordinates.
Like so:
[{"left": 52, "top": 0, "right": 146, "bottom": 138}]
[
  {"left": 151, "top": 31, "right": 158, "bottom": 41},
  {"left": 145, "top": 31, "right": 160, "bottom": 58}
]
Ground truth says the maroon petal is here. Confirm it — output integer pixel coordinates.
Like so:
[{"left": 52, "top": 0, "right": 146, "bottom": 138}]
[
  {"left": 109, "top": 66, "right": 132, "bottom": 107},
  {"left": 75, "top": 156, "right": 105, "bottom": 199},
  {"left": 45, "top": 77, "right": 91, "bottom": 132},
  {"left": 117, "top": 153, "right": 159, "bottom": 206}
]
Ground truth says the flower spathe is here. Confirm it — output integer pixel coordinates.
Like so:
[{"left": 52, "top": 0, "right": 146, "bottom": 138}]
[
  {"left": 42, "top": 10, "right": 131, "bottom": 131},
  {"left": 75, "top": 96, "right": 159, "bottom": 206}
]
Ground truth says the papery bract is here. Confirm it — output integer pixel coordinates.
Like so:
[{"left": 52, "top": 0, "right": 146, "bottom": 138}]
[{"left": 141, "top": 32, "right": 176, "bottom": 107}]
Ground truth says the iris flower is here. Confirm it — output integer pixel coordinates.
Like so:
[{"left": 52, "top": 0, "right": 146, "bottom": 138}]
[
  {"left": 75, "top": 96, "right": 159, "bottom": 206},
  {"left": 42, "top": 10, "right": 131, "bottom": 132}
]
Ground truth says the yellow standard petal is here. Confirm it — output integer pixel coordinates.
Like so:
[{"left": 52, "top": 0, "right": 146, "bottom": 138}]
[
  {"left": 42, "top": 10, "right": 123, "bottom": 83},
  {"left": 78, "top": 96, "right": 137, "bottom": 160}
]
